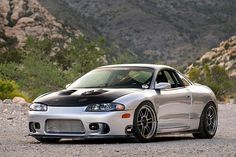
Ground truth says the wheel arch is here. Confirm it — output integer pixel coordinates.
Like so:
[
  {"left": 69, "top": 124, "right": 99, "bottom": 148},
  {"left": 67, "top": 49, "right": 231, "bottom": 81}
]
[
  {"left": 132, "top": 100, "right": 158, "bottom": 142},
  {"left": 193, "top": 100, "right": 218, "bottom": 138},
  {"left": 134, "top": 100, "right": 157, "bottom": 117},
  {"left": 203, "top": 100, "right": 218, "bottom": 112},
  {"left": 204, "top": 101, "right": 218, "bottom": 114}
]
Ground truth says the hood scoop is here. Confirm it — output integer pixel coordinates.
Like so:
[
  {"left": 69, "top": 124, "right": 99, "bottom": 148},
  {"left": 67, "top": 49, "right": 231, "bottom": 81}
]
[
  {"left": 59, "top": 90, "right": 77, "bottom": 95},
  {"left": 81, "top": 89, "right": 107, "bottom": 96}
]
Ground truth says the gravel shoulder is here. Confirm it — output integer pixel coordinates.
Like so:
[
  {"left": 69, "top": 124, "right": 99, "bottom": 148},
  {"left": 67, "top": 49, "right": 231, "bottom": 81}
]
[{"left": 0, "top": 103, "right": 236, "bottom": 157}]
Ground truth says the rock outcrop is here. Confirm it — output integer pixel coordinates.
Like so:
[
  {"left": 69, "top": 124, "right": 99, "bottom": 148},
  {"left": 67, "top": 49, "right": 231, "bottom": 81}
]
[
  {"left": 187, "top": 36, "right": 236, "bottom": 77},
  {"left": 0, "top": 0, "right": 81, "bottom": 49}
]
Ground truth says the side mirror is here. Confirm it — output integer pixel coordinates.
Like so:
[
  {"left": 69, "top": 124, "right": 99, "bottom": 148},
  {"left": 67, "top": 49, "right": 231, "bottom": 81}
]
[
  {"left": 155, "top": 82, "right": 171, "bottom": 90},
  {"left": 65, "top": 83, "right": 71, "bottom": 89}
]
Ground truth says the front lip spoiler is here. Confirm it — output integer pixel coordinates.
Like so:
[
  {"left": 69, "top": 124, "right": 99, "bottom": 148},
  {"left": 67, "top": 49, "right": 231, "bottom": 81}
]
[{"left": 29, "top": 134, "right": 133, "bottom": 139}]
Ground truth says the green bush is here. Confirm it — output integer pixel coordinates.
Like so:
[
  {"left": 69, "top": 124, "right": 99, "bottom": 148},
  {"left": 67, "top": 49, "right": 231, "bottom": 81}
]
[
  {"left": 0, "top": 36, "right": 141, "bottom": 100},
  {"left": 65, "top": 36, "right": 106, "bottom": 76},
  {"left": 0, "top": 36, "right": 109, "bottom": 99},
  {"left": 0, "top": 79, "right": 28, "bottom": 100},
  {"left": 18, "top": 53, "right": 67, "bottom": 98},
  {"left": 0, "top": 62, "right": 22, "bottom": 81},
  {"left": 188, "top": 67, "right": 201, "bottom": 82}
]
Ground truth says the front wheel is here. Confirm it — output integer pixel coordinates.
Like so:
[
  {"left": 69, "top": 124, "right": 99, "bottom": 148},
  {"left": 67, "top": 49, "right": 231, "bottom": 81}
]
[
  {"left": 193, "top": 102, "right": 218, "bottom": 139},
  {"left": 133, "top": 102, "right": 157, "bottom": 142}
]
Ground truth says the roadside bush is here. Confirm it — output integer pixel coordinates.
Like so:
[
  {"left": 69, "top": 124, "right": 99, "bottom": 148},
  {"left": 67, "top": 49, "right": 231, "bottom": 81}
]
[
  {"left": 18, "top": 53, "right": 67, "bottom": 99},
  {"left": 65, "top": 36, "right": 106, "bottom": 79},
  {"left": 1, "top": 36, "right": 138, "bottom": 99},
  {"left": 0, "top": 50, "right": 23, "bottom": 64},
  {"left": 0, "top": 79, "right": 28, "bottom": 100},
  {"left": 0, "top": 62, "right": 22, "bottom": 81},
  {"left": 188, "top": 67, "right": 201, "bottom": 82},
  {"left": 0, "top": 36, "right": 109, "bottom": 99}
]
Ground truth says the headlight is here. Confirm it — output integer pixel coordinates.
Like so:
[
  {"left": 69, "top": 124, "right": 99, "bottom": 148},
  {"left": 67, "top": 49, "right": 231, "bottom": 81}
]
[
  {"left": 85, "top": 103, "right": 125, "bottom": 112},
  {"left": 29, "top": 103, "right": 48, "bottom": 111}
]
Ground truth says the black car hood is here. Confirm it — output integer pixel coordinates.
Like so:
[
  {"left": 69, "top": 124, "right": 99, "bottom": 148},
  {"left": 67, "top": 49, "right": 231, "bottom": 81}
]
[{"left": 34, "top": 88, "right": 142, "bottom": 107}]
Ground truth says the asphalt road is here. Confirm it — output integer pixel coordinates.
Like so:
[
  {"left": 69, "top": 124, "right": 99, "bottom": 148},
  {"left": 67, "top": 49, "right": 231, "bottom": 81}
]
[{"left": 0, "top": 103, "right": 235, "bottom": 157}]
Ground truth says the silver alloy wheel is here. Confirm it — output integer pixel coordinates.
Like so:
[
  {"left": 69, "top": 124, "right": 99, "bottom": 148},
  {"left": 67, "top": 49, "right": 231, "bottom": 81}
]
[
  {"left": 137, "top": 105, "right": 157, "bottom": 139},
  {"left": 206, "top": 106, "right": 217, "bottom": 135}
]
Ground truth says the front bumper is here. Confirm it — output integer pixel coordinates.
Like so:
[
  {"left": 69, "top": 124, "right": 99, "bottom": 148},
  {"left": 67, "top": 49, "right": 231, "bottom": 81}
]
[{"left": 28, "top": 106, "right": 134, "bottom": 138}]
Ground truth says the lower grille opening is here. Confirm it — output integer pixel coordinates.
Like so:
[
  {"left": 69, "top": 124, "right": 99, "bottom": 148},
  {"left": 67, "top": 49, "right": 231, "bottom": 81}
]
[
  {"left": 46, "top": 119, "right": 85, "bottom": 134},
  {"left": 101, "top": 123, "right": 110, "bottom": 134}
]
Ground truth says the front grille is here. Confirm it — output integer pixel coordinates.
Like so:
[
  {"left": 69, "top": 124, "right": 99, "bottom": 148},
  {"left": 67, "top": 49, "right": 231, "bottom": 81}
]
[{"left": 46, "top": 119, "right": 85, "bottom": 134}]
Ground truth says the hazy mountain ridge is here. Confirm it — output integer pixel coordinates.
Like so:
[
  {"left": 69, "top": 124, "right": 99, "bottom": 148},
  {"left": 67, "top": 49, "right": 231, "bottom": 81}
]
[
  {"left": 187, "top": 35, "right": 236, "bottom": 77},
  {"left": 0, "top": 0, "right": 81, "bottom": 50},
  {"left": 38, "top": 0, "right": 236, "bottom": 65}
]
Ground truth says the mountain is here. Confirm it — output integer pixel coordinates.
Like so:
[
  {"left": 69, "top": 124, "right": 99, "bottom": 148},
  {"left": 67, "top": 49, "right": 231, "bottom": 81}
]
[
  {"left": 187, "top": 35, "right": 236, "bottom": 77},
  {"left": 38, "top": 0, "right": 236, "bottom": 65},
  {"left": 0, "top": 0, "right": 81, "bottom": 50}
]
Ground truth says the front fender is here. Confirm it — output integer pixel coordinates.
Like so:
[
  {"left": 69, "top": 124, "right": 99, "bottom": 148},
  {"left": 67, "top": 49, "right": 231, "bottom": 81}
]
[{"left": 113, "top": 89, "right": 159, "bottom": 115}]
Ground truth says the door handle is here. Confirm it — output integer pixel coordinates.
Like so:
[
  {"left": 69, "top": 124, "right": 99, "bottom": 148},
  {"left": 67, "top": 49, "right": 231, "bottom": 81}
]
[{"left": 186, "top": 95, "right": 191, "bottom": 98}]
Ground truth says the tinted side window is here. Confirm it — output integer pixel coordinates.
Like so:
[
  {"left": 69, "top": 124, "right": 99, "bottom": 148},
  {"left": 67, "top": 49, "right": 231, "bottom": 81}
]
[
  {"left": 177, "top": 72, "right": 190, "bottom": 86},
  {"left": 157, "top": 70, "right": 181, "bottom": 88},
  {"left": 163, "top": 71, "right": 175, "bottom": 85},
  {"left": 169, "top": 71, "right": 183, "bottom": 87},
  {"left": 156, "top": 71, "right": 168, "bottom": 83}
]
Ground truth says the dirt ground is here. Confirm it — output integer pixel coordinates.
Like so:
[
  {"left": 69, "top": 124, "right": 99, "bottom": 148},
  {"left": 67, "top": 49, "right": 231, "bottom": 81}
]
[{"left": 0, "top": 103, "right": 235, "bottom": 157}]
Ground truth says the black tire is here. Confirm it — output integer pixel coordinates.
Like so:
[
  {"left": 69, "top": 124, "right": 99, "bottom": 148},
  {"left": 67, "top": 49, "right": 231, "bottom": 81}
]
[
  {"left": 193, "top": 102, "right": 218, "bottom": 139},
  {"left": 35, "top": 137, "right": 61, "bottom": 143},
  {"left": 133, "top": 101, "right": 157, "bottom": 142}
]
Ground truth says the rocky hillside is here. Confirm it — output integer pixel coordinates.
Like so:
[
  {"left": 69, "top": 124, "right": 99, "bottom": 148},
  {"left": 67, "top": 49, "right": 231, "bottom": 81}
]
[
  {"left": 0, "top": 0, "right": 81, "bottom": 50},
  {"left": 38, "top": 0, "right": 236, "bottom": 65},
  {"left": 187, "top": 36, "right": 236, "bottom": 77}
]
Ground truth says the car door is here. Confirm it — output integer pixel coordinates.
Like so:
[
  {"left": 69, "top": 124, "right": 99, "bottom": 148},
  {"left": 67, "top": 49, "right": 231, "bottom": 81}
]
[{"left": 156, "top": 69, "right": 191, "bottom": 133}]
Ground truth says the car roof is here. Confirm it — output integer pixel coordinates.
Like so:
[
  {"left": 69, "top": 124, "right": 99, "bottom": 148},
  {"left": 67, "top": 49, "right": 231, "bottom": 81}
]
[{"left": 99, "top": 64, "right": 175, "bottom": 70}]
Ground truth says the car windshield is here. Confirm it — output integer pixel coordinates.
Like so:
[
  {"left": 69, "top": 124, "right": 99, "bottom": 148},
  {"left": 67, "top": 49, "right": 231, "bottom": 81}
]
[{"left": 69, "top": 67, "right": 154, "bottom": 89}]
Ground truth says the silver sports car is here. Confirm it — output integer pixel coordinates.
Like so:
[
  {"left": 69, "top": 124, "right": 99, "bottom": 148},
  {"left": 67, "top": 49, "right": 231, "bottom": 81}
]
[{"left": 28, "top": 64, "right": 218, "bottom": 143}]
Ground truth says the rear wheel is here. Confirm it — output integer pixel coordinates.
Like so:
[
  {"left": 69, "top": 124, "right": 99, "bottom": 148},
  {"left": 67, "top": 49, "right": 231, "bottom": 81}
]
[
  {"left": 133, "top": 102, "right": 157, "bottom": 142},
  {"left": 193, "top": 102, "right": 218, "bottom": 139},
  {"left": 35, "top": 137, "right": 61, "bottom": 143}
]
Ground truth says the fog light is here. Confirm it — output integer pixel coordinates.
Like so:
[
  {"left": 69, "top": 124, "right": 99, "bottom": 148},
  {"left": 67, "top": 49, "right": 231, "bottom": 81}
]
[
  {"left": 125, "top": 125, "right": 133, "bottom": 135},
  {"left": 89, "top": 123, "right": 99, "bottom": 130}
]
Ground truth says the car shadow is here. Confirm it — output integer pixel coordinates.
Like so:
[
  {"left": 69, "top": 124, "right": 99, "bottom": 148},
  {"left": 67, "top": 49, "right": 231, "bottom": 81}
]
[
  {"left": 30, "top": 135, "right": 236, "bottom": 145},
  {"left": 51, "top": 135, "right": 195, "bottom": 145}
]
